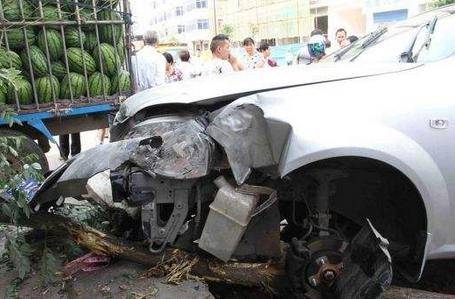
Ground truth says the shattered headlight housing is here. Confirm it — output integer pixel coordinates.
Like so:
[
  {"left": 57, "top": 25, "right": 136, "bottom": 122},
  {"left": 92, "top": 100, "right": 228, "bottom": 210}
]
[
  {"left": 113, "top": 103, "right": 129, "bottom": 125},
  {"left": 128, "top": 116, "right": 215, "bottom": 179}
]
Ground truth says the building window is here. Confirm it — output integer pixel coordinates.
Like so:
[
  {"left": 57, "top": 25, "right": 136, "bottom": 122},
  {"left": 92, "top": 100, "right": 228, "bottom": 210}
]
[
  {"left": 196, "top": 0, "right": 207, "bottom": 9},
  {"left": 314, "top": 15, "right": 328, "bottom": 34},
  {"left": 197, "top": 19, "right": 209, "bottom": 29},
  {"left": 176, "top": 6, "right": 184, "bottom": 16},
  {"left": 177, "top": 25, "right": 185, "bottom": 34},
  {"left": 373, "top": 9, "right": 408, "bottom": 24}
]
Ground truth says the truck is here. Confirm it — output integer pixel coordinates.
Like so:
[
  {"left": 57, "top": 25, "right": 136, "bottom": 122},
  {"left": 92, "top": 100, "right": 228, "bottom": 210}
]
[{"left": 0, "top": 0, "right": 134, "bottom": 172}]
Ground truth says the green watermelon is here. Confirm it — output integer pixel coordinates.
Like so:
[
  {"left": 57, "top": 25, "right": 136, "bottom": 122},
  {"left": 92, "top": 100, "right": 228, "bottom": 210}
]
[
  {"left": 93, "top": 43, "right": 120, "bottom": 76},
  {"left": 35, "top": 5, "right": 69, "bottom": 30},
  {"left": 0, "top": 90, "right": 6, "bottom": 105},
  {"left": 60, "top": 72, "right": 87, "bottom": 99},
  {"left": 36, "top": 75, "right": 60, "bottom": 103},
  {"left": 0, "top": 48, "right": 22, "bottom": 69},
  {"left": 98, "top": 0, "right": 119, "bottom": 8},
  {"left": 76, "top": 9, "right": 97, "bottom": 31},
  {"left": 7, "top": 77, "right": 33, "bottom": 105},
  {"left": 67, "top": 47, "right": 96, "bottom": 75},
  {"left": 51, "top": 61, "right": 67, "bottom": 80},
  {"left": 97, "top": 10, "right": 123, "bottom": 45},
  {"left": 65, "top": 27, "right": 86, "bottom": 48},
  {"left": 88, "top": 72, "right": 110, "bottom": 97},
  {"left": 117, "top": 40, "right": 125, "bottom": 64},
  {"left": 59, "top": 0, "right": 96, "bottom": 12},
  {"left": 2, "top": 0, "right": 34, "bottom": 21},
  {"left": 84, "top": 32, "right": 99, "bottom": 52},
  {"left": 110, "top": 70, "right": 130, "bottom": 95},
  {"left": 2, "top": 28, "right": 36, "bottom": 50},
  {"left": 21, "top": 45, "right": 49, "bottom": 77},
  {"left": 37, "top": 29, "right": 64, "bottom": 61}
]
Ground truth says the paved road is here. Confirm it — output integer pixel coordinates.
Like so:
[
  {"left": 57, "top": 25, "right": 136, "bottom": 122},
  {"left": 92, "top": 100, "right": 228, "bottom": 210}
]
[{"left": 46, "top": 129, "right": 107, "bottom": 170}]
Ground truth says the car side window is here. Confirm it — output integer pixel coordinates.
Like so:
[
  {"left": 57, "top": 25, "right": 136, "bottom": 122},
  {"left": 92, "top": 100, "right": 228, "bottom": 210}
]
[{"left": 416, "top": 16, "right": 455, "bottom": 63}]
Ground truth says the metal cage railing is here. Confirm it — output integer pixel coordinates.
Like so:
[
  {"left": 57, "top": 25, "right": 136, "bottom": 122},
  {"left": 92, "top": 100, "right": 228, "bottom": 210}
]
[{"left": 0, "top": 0, "right": 133, "bottom": 113}]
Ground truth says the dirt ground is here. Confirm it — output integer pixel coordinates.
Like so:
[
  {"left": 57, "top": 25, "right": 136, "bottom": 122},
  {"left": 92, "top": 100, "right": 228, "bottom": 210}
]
[
  {"left": 1, "top": 223, "right": 455, "bottom": 298},
  {"left": 0, "top": 258, "right": 213, "bottom": 299}
]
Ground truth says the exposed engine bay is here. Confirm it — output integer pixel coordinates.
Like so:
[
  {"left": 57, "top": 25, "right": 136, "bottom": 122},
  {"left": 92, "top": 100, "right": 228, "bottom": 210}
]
[{"left": 29, "top": 103, "right": 393, "bottom": 297}]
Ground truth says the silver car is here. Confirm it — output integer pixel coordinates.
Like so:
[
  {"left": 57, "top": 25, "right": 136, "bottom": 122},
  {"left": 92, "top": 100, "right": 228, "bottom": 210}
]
[{"left": 31, "top": 5, "right": 455, "bottom": 298}]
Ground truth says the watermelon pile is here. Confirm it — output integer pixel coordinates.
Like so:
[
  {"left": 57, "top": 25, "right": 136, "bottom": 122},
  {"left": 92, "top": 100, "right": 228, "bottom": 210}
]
[{"left": 0, "top": 0, "right": 131, "bottom": 107}]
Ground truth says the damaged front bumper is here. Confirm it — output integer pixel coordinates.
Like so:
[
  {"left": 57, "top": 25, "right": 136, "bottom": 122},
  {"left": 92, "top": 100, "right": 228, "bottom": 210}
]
[{"left": 30, "top": 104, "right": 288, "bottom": 259}]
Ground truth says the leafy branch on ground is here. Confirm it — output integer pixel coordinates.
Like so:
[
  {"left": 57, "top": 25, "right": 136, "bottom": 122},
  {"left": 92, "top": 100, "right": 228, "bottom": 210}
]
[{"left": 0, "top": 90, "right": 59, "bottom": 294}]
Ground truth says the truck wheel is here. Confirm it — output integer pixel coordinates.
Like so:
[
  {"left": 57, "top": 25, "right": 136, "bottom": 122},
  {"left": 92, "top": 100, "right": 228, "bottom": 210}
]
[{"left": 0, "top": 128, "right": 50, "bottom": 174}]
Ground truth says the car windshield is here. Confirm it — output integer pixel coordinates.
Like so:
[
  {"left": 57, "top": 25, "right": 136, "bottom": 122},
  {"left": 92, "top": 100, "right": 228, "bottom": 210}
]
[{"left": 323, "top": 11, "right": 455, "bottom": 64}]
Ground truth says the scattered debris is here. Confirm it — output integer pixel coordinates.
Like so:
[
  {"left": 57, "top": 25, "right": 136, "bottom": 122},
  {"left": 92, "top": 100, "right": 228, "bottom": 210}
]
[{"left": 64, "top": 252, "right": 111, "bottom": 277}]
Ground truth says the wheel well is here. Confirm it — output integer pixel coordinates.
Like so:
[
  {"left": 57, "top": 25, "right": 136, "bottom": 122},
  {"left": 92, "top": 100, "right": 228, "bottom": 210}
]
[{"left": 277, "top": 156, "right": 427, "bottom": 280}]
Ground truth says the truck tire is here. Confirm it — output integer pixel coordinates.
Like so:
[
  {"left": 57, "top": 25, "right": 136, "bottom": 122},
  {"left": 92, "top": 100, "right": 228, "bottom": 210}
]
[{"left": 0, "top": 128, "right": 49, "bottom": 174}]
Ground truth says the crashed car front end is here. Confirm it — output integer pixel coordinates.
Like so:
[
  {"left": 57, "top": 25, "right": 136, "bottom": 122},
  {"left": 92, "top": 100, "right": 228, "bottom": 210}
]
[{"left": 30, "top": 99, "right": 395, "bottom": 297}]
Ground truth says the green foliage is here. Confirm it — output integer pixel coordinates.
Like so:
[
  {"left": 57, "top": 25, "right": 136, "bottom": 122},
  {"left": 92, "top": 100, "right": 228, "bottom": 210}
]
[
  {"left": 5, "top": 235, "right": 33, "bottom": 280},
  {"left": 221, "top": 24, "right": 234, "bottom": 37},
  {"left": 39, "top": 247, "right": 59, "bottom": 286},
  {"left": 60, "top": 238, "right": 84, "bottom": 260},
  {"left": 432, "top": 0, "right": 455, "bottom": 7},
  {"left": 4, "top": 277, "right": 21, "bottom": 299},
  {"left": 0, "top": 88, "right": 48, "bottom": 291}
]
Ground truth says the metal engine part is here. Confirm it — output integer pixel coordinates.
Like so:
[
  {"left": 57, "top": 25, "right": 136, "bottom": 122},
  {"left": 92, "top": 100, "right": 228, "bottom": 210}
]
[
  {"left": 198, "top": 176, "right": 259, "bottom": 261},
  {"left": 110, "top": 168, "right": 195, "bottom": 253},
  {"left": 199, "top": 177, "right": 279, "bottom": 261},
  {"left": 142, "top": 178, "right": 196, "bottom": 253}
]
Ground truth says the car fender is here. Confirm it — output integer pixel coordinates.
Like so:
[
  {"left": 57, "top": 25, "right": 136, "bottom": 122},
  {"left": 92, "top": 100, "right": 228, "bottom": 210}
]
[{"left": 278, "top": 121, "right": 450, "bottom": 275}]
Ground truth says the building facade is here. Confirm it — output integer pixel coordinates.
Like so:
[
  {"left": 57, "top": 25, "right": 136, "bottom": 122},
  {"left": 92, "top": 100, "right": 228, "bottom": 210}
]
[
  {"left": 131, "top": 0, "right": 218, "bottom": 52},
  {"left": 219, "top": 0, "right": 311, "bottom": 45},
  {"left": 131, "top": 0, "right": 435, "bottom": 52},
  {"left": 310, "top": 0, "right": 433, "bottom": 41}
]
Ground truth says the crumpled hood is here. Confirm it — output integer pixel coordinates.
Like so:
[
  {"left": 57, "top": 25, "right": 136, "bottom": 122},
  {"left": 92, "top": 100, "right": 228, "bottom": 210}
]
[{"left": 117, "top": 62, "right": 420, "bottom": 123}]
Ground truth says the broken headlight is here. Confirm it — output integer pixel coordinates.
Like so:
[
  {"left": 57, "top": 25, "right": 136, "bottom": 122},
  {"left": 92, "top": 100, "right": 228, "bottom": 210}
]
[{"left": 126, "top": 115, "right": 215, "bottom": 180}]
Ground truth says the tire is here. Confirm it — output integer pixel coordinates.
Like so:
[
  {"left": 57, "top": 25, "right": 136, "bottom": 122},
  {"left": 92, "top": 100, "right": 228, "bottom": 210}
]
[{"left": 0, "top": 129, "right": 50, "bottom": 174}]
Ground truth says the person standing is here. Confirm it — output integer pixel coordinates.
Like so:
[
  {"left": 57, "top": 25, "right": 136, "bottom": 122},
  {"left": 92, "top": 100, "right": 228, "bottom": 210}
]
[
  {"left": 285, "top": 50, "right": 294, "bottom": 66},
  {"left": 177, "top": 49, "right": 201, "bottom": 79},
  {"left": 207, "top": 34, "right": 242, "bottom": 75},
  {"left": 131, "top": 31, "right": 166, "bottom": 91},
  {"left": 59, "top": 133, "right": 80, "bottom": 160},
  {"left": 297, "top": 34, "right": 327, "bottom": 65},
  {"left": 163, "top": 52, "right": 183, "bottom": 83},
  {"left": 241, "top": 37, "right": 264, "bottom": 69},
  {"left": 335, "top": 28, "right": 347, "bottom": 49},
  {"left": 258, "top": 42, "right": 278, "bottom": 67}
]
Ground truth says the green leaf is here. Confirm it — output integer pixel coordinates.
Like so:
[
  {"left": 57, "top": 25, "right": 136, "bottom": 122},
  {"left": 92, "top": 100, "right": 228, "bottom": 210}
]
[
  {"left": 39, "top": 248, "right": 59, "bottom": 286},
  {"left": 3, "top": 277, "right": 21, "bottom": 299},
  {"left": 1, "top": 203, "right": 12, "bottom": 219},
  {"left": 5, "top": 236, "right": 32, "bottom": 280},
  {"left": 7, "top": 146, "right": 17, "bottom": 157}
]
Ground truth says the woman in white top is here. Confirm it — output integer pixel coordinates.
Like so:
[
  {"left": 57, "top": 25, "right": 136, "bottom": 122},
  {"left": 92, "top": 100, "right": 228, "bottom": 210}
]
[
  {"left": 177, "top": 49, "right": 202, "bottom": 79},
  {"left": 241, "top": 37, "right": 265, "bottom": 69}
]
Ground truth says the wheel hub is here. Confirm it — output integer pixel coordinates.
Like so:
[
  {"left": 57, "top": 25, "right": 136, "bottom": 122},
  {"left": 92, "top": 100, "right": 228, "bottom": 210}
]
[{"left": 304, "top": 238, "right": 348, "bottom": 290}]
